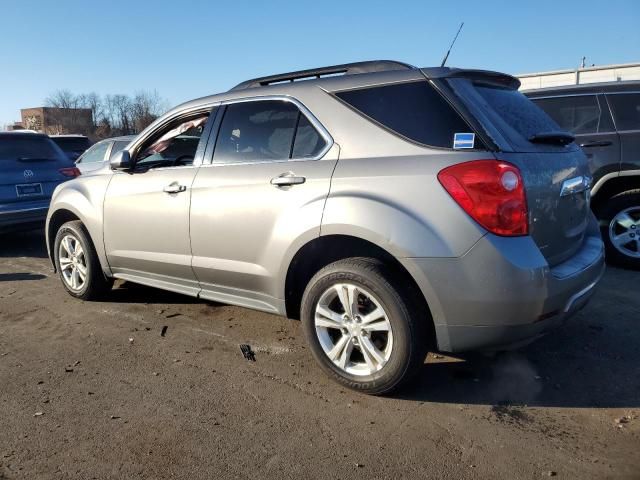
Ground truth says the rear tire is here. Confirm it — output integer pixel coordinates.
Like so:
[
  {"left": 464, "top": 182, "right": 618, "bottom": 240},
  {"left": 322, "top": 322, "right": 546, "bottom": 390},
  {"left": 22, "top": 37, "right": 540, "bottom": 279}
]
[
  {"left": 599, "top": 190, "right": 640, "bottom": 269},
  {"left": 54, "top": 220, "right": 113, "bottom": 300},
  {"left": 301, "top": 258, "right": 428, "bottom": 395}
]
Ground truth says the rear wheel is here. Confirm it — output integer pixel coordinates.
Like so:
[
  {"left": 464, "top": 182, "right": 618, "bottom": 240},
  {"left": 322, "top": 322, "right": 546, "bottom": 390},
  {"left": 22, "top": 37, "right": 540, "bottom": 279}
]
[
  {"left": 54, "top": 220, "right": 113, "bottom": 299},
  {"left": 600, "top": 190, "right": 640, "bottom": 269},
  {"left": 301, "top": 258, "right": 427, "bottom": 395}
]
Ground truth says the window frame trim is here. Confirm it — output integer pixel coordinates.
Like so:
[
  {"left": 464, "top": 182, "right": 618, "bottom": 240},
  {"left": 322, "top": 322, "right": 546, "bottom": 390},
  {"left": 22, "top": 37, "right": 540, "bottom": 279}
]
[
  {"left": 605, "top": 91, "right": 640, "bottom": 133},
  {"left": 531, "top": 93, "right": 607, "bottom": 135},
  {"left": 205, "top": 95, "right": 333, "bottom": 166}
]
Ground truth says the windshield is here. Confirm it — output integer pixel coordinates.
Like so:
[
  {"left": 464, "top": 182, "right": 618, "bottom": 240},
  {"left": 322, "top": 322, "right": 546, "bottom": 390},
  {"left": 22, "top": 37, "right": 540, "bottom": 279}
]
[{"left": 0, "top": 136, "right": 67, "bottom": 161}]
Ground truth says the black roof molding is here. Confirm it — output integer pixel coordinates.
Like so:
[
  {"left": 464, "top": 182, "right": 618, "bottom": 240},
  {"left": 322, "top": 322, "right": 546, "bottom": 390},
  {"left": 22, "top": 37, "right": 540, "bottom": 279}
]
[{"left": 230, "top": 60, "right": 416, "bottom": 91}]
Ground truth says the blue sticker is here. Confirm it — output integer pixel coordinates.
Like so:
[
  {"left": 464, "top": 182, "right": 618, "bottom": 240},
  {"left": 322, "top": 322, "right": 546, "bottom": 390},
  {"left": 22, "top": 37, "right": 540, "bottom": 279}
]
[{"left": 453, "top": 132, "right": 475, "bottom": 149}]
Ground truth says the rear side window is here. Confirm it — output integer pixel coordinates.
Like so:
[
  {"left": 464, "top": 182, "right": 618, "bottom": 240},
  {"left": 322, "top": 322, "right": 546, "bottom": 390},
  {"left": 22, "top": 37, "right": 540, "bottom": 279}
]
[
  {"left": 607, "top": 93, "right": 640, "bottom": 131},
  {"left": 213, "top": 100, "right": 327, "bottom": 164},
  {"left": 532, "top": 95, "right": 610, "bottom": 134},
  {"left": 109, "top": 141, "right": 131, "bottom": 160},
  {"left": 78, "top": 141, "right": 109, "bottom": 164},
  {"left": 0, "top": 136, "right": 66, "bottom": 161},
  {"left": 335, "top": 81, "right": 476, "bottom": 149}
]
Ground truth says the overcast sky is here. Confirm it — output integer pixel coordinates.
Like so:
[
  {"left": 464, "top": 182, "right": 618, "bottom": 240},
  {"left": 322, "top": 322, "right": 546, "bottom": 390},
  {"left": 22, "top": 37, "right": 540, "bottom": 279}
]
[{"left": 1, "top": 0, "right": 639, "bottom": 125}]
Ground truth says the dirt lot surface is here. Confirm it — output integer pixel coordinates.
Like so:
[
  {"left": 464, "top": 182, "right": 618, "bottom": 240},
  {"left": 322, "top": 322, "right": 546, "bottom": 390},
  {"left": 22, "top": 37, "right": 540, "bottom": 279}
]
[{"left": 1, "top": 231, "right": 639, "bottom": 479}]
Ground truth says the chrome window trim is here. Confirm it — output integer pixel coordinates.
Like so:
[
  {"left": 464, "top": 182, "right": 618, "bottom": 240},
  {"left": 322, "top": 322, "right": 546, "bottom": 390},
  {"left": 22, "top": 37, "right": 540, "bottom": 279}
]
[{"left": 208, "top": 95, "right": 334, "bottom": 166}]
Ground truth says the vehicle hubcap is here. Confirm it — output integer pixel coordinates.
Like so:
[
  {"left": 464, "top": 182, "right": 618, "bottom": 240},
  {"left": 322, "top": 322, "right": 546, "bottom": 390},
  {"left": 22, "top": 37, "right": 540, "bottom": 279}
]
[
  {"left": 609, "top": 207, "right": 640, "bottom": 259},
  {"left": 314, "top": 283, "right": 393, "bottom": 376},
  {"left": 58, "top": 234, "right": 87, "bottom": 290}
]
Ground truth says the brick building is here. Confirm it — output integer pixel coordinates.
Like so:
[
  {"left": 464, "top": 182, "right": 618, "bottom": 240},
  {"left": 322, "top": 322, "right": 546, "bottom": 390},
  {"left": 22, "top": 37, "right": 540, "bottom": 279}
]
[{"left": 20, "top": 107, "right": 93, "bottom": 135}]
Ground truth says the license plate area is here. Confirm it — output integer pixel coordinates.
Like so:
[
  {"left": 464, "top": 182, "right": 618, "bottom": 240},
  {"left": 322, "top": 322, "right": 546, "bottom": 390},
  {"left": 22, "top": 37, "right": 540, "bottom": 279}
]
[{"left": 16, "top": 183, "right": 43, "bottom": 197}]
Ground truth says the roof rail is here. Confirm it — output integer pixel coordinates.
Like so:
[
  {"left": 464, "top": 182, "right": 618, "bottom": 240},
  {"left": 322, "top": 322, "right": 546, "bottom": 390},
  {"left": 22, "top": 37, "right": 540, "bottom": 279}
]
[{"left": 230, "top": 60, "right": 416, "bottom": 91}]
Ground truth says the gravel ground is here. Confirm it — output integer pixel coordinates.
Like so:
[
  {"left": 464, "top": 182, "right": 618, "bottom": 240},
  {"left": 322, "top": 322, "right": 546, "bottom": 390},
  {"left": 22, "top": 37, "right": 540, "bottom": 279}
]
[{"left": 1, "top": 231, "right": 639, "bottom": 479}]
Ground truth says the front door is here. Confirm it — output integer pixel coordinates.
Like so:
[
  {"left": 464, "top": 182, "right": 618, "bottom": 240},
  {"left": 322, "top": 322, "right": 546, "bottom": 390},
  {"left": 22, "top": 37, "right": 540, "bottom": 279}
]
[
  {"left": 103, "top": 112, "right": 212, "bottom": 296},
  {"left": 189, "top": 98, "right": 338, "bottom": 312}
]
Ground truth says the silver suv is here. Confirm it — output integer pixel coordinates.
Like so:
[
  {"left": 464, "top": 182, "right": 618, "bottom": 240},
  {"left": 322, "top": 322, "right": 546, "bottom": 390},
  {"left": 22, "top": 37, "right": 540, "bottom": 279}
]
[{"left": 46, "top": 61, "right": 605, "bottom": 394}]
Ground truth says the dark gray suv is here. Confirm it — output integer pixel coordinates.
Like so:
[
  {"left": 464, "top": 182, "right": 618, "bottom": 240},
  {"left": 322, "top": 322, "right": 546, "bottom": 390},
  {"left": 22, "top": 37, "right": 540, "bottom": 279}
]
[{"left": 525, "top": 82, "right": 640, "bottom": 268}]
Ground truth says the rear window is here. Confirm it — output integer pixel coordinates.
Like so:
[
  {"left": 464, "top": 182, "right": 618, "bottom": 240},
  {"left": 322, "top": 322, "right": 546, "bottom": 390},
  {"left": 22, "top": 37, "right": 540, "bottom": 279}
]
[
  {"left": 607, "top": 93, "right": 640, "bottom": 131},
  {"left": 51, "top": 137, "right": 91, "bottom": 152},
  {"left": 335, "top": 80, "right": 480, "bottom": 149},
  {"left": 0, "top": 136, "right": 66, "bottom": 161},
  {"left": 446, "top": 77, "right": 576, "bottom": 152}
]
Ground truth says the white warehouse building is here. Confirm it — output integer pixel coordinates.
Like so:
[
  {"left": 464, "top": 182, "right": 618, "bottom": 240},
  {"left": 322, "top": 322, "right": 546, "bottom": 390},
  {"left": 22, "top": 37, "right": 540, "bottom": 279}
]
[{"left": 517, "top": 62, "right": 640, "bottom": 90}]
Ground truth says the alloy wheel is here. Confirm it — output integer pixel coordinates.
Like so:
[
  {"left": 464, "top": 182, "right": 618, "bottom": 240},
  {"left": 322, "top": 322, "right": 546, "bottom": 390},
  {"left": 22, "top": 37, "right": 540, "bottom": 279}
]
[
  {"left": 58, "top": 234, "right": 87, "bottom": 291},
  {"left": 314, "top": 283, "right": 393, "bottom": 376},
  {"left": 609, "top": 207, "right": 640, "bottom": 259}
]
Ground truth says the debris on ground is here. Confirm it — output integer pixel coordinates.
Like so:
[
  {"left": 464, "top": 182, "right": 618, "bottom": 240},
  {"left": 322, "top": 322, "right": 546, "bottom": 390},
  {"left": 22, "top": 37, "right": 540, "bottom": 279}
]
[
  {"left": 161, "top": 326, "right": 168, "bottom": 337},
  {"left": 543, "top": 471, "right": 557, "bottom": 477},
  {"left": 614, "top": 414, "right": 635, "bottom": 428},
  {"left": 33, "top": 412, "right": 44, "bottom": 417},
  {"left": 73, "top": 360, "right": 80, "bottom": 366},
  {"left": 128, "top": 337, "right": 134, "bottom": 344},
  {"left": 165, "top": 313, "right": 180, "bottom": 319},
  {"left": 240, "top": 344, "right": 256, "bottom": 362},
  {"left": 64, "top": 367, "right": 73, "bottom": 373},
  {"left": 110, "top": 415, "right": 120, "bottom": 420}
]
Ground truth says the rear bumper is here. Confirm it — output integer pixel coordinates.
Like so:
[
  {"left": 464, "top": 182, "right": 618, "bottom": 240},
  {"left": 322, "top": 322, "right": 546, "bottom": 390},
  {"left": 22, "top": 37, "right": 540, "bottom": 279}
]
[
  {"left": 0, "top": 201, "right": 49, "bottom": 232},
  {"left": 401, "top": 217, "right": 605, "bottom": 352}
]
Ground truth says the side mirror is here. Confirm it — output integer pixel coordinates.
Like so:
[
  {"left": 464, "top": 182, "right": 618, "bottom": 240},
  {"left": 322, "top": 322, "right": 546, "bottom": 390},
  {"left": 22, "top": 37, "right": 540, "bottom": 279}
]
[{"left": 110, "top": 150, "right": 132, "bottom": 170}]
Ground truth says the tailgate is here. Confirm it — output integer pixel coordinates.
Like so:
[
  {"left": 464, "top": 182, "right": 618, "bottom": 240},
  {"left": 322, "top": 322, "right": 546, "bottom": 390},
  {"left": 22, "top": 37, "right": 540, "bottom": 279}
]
[{"left": 440, "top": 72, "right": 592, "bottom": 266}]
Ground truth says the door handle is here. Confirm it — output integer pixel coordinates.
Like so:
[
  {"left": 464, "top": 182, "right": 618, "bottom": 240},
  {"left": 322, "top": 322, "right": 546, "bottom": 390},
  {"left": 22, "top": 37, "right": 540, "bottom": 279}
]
[
  {"left": 270, "top": 173, "right": 306, "bottom": 187},
  {"left": 163, "top": 182, "right": 187, "bottom": 194},
  {"left": 579, "top": 140, "right": 613, "bottom": 148}
]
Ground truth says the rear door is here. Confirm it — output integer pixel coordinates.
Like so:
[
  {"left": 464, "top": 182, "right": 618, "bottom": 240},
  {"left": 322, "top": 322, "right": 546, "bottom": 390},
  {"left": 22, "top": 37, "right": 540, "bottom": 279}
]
[
  {"left": 189, "top": 98, "right": 337, "bottom": 310},
  {"left": 0, "top": 134, "right": 73, "bottom": 207},
  {"left": 606, "top": 92, "right": 640, "bottom": 172},
  {"left": 442, "top": 75, "right": 593, "bottom": 266},
  {"left": 530, "top": 93, "right": 620, "bottom": 185}
]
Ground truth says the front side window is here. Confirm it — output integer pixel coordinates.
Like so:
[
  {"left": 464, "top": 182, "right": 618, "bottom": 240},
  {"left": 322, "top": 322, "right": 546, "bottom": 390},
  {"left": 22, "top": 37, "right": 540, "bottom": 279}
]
[
  {"left": 213, "top": 100, "right": 327, "bottom": 164},
  {"left": 77, "top": 141, "right": 109, "bottom": 164},
  {"left": 134, "top": 115, "right": 209, "bottom": 170},
  {"left": 335, "top": 80, "right": 476, "bottom": 149},
  {"left": 607, "top": 93, "right": 640, "bottom": 131},
  {"left": 533, "top": 95, "right": 602, "bottom": 134}
]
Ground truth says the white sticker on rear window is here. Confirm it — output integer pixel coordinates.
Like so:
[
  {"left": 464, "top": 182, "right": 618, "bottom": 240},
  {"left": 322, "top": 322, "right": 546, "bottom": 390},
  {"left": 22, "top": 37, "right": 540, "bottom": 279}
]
[{"left": 453, "top": 132, "right": 475, "bottom": 149}]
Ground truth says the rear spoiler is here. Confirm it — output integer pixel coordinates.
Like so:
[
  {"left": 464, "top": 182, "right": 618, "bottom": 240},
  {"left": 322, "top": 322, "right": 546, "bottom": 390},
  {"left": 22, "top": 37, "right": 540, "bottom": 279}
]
[{"left": 421, "top": 67, "right": 521, "bottom": 90}]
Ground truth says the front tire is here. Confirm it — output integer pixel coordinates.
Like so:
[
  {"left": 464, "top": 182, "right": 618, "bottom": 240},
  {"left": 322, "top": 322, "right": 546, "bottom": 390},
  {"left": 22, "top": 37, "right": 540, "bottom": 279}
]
[
  {"left": 599, "top": 190, "right": 640, "bottom": 269},
  {"left": 54, "top": 220, "right": 113, "bottom": 300},
  {"left": 301, "top": 258, "right": 427, "bottom": 395}
]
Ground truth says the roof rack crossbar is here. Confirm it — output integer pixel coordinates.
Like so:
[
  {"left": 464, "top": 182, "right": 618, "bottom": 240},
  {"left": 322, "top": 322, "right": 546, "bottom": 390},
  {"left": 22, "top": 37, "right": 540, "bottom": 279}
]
[{"left": 230, "top": 60, "right": 415, "bottom": 91}]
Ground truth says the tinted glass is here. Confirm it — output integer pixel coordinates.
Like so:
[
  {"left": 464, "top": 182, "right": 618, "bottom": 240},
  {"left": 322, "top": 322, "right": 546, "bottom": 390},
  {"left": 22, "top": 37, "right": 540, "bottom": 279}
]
[
  {"left": 607, "top": 93, "right": 640, "bottom": 131},
  {"left": 214, "top": 101, "right": 299, "bottom": 163},
  {"left": 0, "top": 135, "right": 66, "bottom": 161},
  {"left": 335, "top": 81, "right": 473, "bottom": 148},
  {"left": 109, "top": 141, "right": 131, "bottom": 160},
  {"left": 78, "top": 141, "right": 109, "bottom": 164},
  {"left": 473, "top": 84, "right": 562, "bottom": 138},
  {"left": 51, "top": 137, "right": 91, "bottom": 152},
  {"left": 292, "top": 115, "right": 326, "bottom": 158},
  {"left": 533, "top": 95, "right": 602, "bottom": 134}
]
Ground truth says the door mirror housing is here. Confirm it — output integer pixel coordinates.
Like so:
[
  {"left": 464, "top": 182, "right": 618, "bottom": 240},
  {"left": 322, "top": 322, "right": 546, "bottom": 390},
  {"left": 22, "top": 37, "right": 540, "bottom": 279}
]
[{"left": 110, "top": 150, "right": 132, "bottom": 170}]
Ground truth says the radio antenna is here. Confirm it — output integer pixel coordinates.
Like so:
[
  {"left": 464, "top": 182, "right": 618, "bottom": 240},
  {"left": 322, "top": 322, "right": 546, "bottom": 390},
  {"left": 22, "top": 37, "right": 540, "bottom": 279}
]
[{"left": 440, "top": 22, "right": 464, "bottom": 67}]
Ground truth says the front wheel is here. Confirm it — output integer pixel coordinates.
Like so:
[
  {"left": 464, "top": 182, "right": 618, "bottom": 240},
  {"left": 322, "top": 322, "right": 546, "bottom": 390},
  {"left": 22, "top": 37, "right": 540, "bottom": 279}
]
[
  {"left": 301, "top": 258, "right": 427, "bottom": 395},
  {"left": 600, "top": 190, "right": 640, "bottom": 269},
  {"left": 54, "top": 220, "right": 113, "bottom": 300}
]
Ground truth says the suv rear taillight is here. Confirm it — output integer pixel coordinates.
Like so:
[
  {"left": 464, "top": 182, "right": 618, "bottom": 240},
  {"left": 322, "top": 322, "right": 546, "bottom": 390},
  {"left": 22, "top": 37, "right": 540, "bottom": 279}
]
[
  {"left": 59, "top": 167, "right": 81, "bottom": 178},
  {"left": 437, "top": 160, "right": 528, "bottom": 236}
]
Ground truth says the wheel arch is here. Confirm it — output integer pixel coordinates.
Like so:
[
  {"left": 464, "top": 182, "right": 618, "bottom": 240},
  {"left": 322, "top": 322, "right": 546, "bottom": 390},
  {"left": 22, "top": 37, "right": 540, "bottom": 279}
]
[
  {"left": 283, "top": 234, "right": 437, "bottom": 349},
  {"left": 591, "top": 173, "right": 640, "bottom": 215}
]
